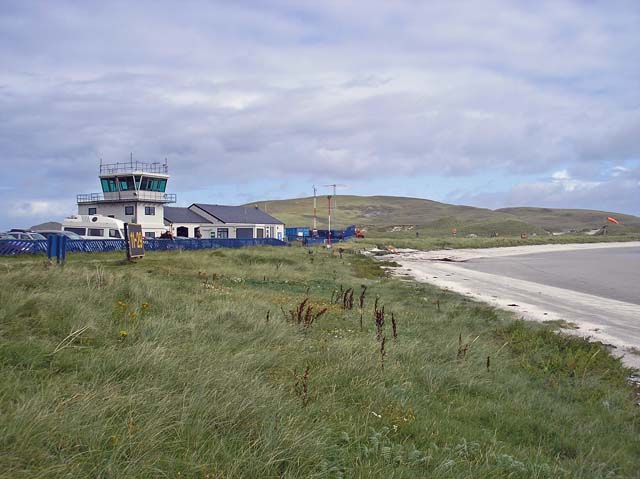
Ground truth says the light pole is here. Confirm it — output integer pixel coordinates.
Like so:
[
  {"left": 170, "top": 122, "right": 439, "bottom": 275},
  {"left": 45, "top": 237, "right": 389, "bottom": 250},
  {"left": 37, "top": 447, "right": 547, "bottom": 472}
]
[{"left": 327, "top": 195, "right": 332, "bottom": 247}]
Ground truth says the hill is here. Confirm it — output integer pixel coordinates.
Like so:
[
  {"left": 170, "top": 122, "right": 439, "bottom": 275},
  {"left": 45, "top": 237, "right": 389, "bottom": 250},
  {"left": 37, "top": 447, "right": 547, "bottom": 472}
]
[
  {"left": 30, "top": 221, "right": 62, "bottom": 231},
  {"left": 496, "top": 207, "right": 640, "bottom": 232},
  {"left": 248, "top": 195, "right": 640, "bottom": 236}
]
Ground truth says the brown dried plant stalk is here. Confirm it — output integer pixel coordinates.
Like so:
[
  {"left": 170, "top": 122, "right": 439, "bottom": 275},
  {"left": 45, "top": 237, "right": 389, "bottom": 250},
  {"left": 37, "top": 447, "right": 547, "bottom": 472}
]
[
  {"left": 391, "top": 312, "right": 398, "bottom": 342},
  {"left": 293, "top": 366, "right": 311, "bottom": 406},
  {"left": 359, "top": 286, "right": 367, "bottom": 331},
  {"left": 374, "top": 304, "right": 385, "bottom": 341},
  {"left": 288, "top": 298, "right": 327, "bottom": 328}
]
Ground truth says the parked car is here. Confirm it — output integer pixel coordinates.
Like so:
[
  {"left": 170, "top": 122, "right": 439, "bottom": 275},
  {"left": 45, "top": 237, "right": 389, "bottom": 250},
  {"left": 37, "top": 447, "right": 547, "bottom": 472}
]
[
  {"left": 6, "top": 231, "right": 46, "bottom": 240},
  {"left": 37, "top": 230, "right": 83, "bottom": 240}
]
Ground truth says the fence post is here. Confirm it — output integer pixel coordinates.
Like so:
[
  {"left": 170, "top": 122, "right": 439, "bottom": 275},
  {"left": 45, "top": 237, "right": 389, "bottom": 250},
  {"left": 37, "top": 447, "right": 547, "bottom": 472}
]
[
  {"left": 58, "top": 235, "right": 67, "bottom": 264},
  {"left": 47, "top": 235, "right": 57, "bottom": 262}
]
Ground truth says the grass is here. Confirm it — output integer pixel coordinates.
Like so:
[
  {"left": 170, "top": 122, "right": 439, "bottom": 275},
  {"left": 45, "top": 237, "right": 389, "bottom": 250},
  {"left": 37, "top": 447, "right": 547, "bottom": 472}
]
[
  {"left": 1, "top": 246, "right": 639, "bottom": 478},
  {"left": 347, "top": 232, "right": 640, "bottom": 252}
]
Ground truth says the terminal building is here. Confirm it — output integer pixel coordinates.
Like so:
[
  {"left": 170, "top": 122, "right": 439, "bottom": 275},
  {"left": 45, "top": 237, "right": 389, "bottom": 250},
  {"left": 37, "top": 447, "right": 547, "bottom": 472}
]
[
  {"left": 164, "top": 204, "right": 284, "bottom": 240},
  {"left": 76, "top": 160, "right": 285, "bottom": 239}
]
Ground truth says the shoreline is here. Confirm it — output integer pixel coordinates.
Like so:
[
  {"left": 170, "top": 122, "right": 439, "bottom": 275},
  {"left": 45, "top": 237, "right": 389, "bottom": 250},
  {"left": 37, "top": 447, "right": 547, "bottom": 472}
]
[{"left": 381, "top": 242, "right": 640, "bottom": 370}]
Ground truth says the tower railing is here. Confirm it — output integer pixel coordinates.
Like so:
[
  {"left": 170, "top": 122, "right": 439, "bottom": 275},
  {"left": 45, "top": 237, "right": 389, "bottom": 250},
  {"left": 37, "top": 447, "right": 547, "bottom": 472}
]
[
  {"left": 99, "top": 160, "right": 168, "bottom": 175},
  {"left": 77, "top": 192, "right": 177, "bottom": 203}
]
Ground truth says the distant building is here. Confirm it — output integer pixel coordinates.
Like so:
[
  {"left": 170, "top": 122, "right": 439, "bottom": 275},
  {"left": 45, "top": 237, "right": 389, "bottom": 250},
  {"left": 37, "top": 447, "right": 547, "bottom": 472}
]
[
  {"left": 76, "top": 160, "right": 285, "bottom": 239},
  {"left": 165, "top": 204, "right": 285, "bottom": 239}
]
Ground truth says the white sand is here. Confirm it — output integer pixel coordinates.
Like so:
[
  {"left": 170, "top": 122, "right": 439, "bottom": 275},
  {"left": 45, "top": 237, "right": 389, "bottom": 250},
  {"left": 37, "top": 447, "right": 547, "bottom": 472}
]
[{"left": 382, "top": 242, "right": 640, "bottom": 369}]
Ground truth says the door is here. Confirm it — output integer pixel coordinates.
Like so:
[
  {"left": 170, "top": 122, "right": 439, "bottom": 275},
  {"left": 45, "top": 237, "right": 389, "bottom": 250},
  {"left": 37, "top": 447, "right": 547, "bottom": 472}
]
[
  {"left": 236, "top": 228, "right": 253, "bottom": 239},
  {"left": 177, "top": 226, "right": 189, "bottom": 237},
  {"left": 256, "top": 228, "right": 264, "bottom": 238}
]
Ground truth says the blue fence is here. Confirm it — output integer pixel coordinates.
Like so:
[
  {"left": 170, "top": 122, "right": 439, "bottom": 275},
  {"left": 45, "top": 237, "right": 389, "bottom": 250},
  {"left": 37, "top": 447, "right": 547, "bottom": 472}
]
[
  {"left": 0, "top": 237, "right": 289, "bottom": 256},
  {"left": 286, "top": 224, "right": 358, "bottom": 242}
]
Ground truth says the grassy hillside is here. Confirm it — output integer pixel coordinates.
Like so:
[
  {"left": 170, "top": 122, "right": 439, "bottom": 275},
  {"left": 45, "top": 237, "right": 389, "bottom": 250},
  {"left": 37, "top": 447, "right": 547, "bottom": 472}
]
[
  {"left": 250, "top": 195, "right": 640, "bottom": 236},
  {"left": 1, "top": 247, "right": 639, "bottom": 477},
  {"left": 496, "top": 207, "right": 640, "bottom": 232}
]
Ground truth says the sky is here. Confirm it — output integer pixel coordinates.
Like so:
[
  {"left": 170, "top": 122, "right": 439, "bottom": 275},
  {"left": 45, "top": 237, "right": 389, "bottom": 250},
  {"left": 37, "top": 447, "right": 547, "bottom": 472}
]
[{"left": 1, "top": 0, "right": 639, "bottom": 229}]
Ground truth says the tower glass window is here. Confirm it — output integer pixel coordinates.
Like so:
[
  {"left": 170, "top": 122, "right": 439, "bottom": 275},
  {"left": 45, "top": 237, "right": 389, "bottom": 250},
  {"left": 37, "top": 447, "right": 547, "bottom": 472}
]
[
  {"left": 101, "top": 178, "right": 117, "bottom": 192},
  {"left": 140, "top": 177, "right": 167, "bottom": 192},
  {"left": 117, "top": 176, "right": 135, "bottom": 191}
]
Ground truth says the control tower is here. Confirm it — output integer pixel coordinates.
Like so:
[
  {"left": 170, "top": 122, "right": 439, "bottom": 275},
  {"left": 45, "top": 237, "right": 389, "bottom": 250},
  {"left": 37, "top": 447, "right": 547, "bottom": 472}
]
[{"left": 76, "top": 159, "right": 177, "bottom": 237}]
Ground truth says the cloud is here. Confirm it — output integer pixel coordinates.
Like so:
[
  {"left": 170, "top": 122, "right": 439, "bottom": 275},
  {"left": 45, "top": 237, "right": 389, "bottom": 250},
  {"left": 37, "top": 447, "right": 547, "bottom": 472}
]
[
  {"left": 451, "top": 164, "right": 640, "bottom": 214},
  {"left": 0, "top": 0, "right": 639, "bottom": 227}
]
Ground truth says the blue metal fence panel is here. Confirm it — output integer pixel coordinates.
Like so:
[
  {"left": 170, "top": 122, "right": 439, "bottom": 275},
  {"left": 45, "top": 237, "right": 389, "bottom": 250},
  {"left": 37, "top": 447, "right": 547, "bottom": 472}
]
[
  {"left": 0, "top": 237, "right": 289, "bottom": 256},
  {"left": 0, "top": 239, "right": 48, "bottom": 255}
]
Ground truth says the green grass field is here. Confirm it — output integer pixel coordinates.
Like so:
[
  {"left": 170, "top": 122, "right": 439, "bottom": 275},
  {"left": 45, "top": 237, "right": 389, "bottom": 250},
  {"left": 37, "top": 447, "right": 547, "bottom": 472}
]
[
  {"left": 1, "top": 246, "right": 639, "bottom": 478},
  {"left": 349, "top": 232, "right": 640, "bottom": 252}
]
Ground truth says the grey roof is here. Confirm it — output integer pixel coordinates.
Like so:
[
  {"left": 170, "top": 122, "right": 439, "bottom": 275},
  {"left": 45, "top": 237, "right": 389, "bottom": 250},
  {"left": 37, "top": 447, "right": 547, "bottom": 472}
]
[
  {"left": 164, "top": 207, "right": 210, "bottom": 224},
  {"left": 191, "top": 203, "right": 284, "bottom": 225}
]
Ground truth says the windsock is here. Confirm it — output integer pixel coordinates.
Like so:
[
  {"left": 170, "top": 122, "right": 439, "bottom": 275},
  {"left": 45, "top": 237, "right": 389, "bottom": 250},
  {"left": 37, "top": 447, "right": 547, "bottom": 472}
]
[{"left": 607, "top": 216, "right": 620, "bottom": 224}]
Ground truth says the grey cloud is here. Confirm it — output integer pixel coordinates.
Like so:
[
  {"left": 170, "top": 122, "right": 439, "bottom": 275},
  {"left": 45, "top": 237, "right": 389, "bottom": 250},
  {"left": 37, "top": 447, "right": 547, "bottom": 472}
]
[
  {"left": 1, "top": 0, "right": 639, "bottom": 228},
  {"left": 450, "top": 166, "right": 640, "bottom": 215}
]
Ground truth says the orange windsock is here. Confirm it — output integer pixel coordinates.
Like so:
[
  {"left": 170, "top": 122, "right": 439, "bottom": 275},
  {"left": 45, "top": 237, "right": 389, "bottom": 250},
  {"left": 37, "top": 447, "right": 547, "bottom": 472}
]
[{"left": 607, "top": 217, "right": 620, "bottom": 224}]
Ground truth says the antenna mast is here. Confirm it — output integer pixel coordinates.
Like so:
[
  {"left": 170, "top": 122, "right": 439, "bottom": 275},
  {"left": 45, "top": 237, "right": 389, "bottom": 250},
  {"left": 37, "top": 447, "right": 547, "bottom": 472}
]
[
  {"left": 323, "top": 183, "right": 347, "bottom": 229},
  {"left": 327, "top": 195, "right": 332, "bottom": 247},
  {"left": 312, "top": 185, "right": 318, "bottom": 233}
]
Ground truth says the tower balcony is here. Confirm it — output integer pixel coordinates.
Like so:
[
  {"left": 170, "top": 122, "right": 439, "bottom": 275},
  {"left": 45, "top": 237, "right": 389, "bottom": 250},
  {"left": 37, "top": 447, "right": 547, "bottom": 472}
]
[
  {"left": 77, "top": 192, "right": 177, "bottom": 204},
  {"left": 100, "top": 160, "right": 169, "bottom": 176}
]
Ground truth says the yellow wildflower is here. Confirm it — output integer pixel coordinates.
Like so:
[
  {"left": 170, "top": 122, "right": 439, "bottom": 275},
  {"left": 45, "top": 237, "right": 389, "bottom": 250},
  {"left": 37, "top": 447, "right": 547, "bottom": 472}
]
[{"left": 119, "top": 330, "right": 128, "bottom": 338}]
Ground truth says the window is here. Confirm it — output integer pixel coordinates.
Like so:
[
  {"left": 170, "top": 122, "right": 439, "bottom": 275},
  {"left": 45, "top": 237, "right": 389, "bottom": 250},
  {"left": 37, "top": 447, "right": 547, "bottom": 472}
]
[
  {"left": 88, "top": 228, "right": 104, "bottom": 237},
  {"left": 101, "top": 178, "right": 117, "bottom": 192},
  {"left": 109, "top": 229, "right": 121, "bottom": 238},
  {"left": 145, "top": 206, "right": 155, "bottom": 216},
  {"left": 140, "top": 177, "right": 167, "bottom": 192},
  {"left": 88, "top": 207, "right": 97, "bottom": 215},
  {"left": 209, "top": 231, "right": 216, "bottom": 239},
  {"left": 117, "top": 176, "right": 135, "bottom": 191},
  {"left": 125, "top": 206, "right": 134, "bottom": 215},
  {"left": 64, "top": 227, "right": 86, "bottom": 235},
  {"left": 217, "top": 228, "right": 229, "bottom": 239},
  {"left": 145, "top": 232, "right": 156, "bottom": 238},
  {"left": 134, "top": 176, "right": 141, "bottom": 190}
]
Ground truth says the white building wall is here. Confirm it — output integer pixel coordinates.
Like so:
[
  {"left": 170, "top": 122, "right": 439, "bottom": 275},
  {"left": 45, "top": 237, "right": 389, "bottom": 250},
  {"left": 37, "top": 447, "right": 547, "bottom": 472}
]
[
  {"left": 78, "top": 202, "right": 167, "bottom": 237},
  {"left": 200, "top": 223, "right": 285, "bottom": 240},
  {"left": 164, "top": 221, "right": 203, "bottom": 238}
]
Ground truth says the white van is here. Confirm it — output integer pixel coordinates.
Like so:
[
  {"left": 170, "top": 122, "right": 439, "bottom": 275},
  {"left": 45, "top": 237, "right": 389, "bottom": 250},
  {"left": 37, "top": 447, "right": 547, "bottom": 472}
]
[{"left": 62, "top": 215, "right": 126, "bottom": 239}]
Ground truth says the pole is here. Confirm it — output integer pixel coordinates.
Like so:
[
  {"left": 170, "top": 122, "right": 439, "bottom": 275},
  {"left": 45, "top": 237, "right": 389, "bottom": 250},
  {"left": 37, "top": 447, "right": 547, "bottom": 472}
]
[
  {"left": 332, "top": 184, "right": 337, "bottom": 229},
  {"left": 313, "top": 185, "right": 317, "bottom": 232},
  {"left": 327, "top": 195, "right": 332, "bottom": 246}
]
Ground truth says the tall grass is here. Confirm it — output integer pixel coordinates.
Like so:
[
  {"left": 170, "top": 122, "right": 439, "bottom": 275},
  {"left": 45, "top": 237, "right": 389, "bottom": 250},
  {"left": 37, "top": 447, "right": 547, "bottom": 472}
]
[{"left": 0, "top": 247, "right": 638, "bottom": 478}]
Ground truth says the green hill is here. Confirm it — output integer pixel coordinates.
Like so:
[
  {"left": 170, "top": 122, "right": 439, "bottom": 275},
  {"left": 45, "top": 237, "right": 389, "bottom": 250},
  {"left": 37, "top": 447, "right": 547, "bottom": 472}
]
[
  {"left": 247, "top": 195, "right": 640, "bottom": 236},
  {"left": 496, "top": 207, "right": 640, "bottom": 232}
]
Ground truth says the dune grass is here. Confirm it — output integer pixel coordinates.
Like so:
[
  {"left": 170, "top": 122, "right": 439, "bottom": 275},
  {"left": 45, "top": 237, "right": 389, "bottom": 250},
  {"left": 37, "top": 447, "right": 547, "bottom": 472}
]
[
  {"left": 0, "top": 246, "right": 639, "bottom": 478},
  {"left": 349, "top": 232, "right": 640, "bottom": 252}
]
